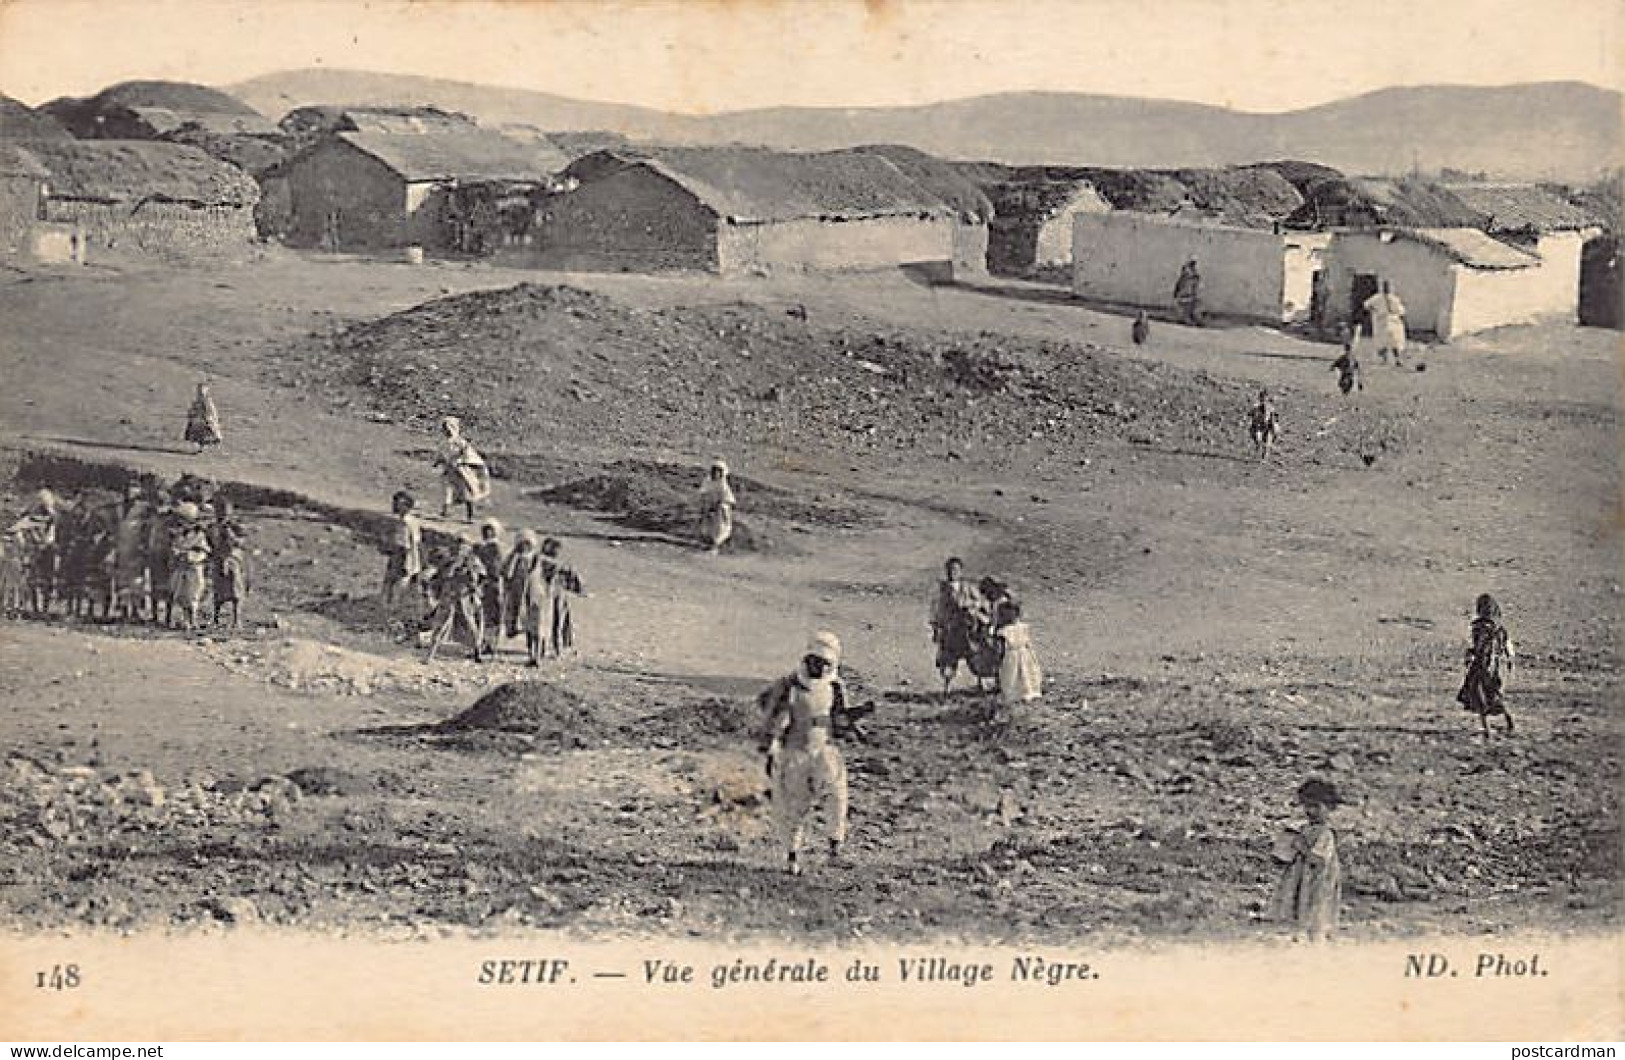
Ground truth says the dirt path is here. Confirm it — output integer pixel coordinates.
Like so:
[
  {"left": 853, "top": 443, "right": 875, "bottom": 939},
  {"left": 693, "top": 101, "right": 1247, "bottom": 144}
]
[{"left": 0, "top": 255, "right": 1617, "bottom": 940}]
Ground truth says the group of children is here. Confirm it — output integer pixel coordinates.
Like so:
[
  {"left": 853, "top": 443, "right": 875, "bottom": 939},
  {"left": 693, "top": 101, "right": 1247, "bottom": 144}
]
[
  {"left": 928, "top": 557, "right": 1045, "bottom": 708},
  {"left": 39, "top": 382, "right": 1526, "bottom": 944},
  {"left": 0, "top": 477, "right": 248, "bottom": 632},
  {"left": 380, "top": 489, "right": 586, "bottom": 667}
]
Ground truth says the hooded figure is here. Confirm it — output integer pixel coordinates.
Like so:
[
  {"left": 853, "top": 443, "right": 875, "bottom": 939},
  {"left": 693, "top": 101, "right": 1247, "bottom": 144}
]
[
  {"left": 1458, "top": 593, "right": 1515, "bottom": 737},
  {"left": 185, "top": 383, "right": 223, "bottom": 451},
  {"left": 755, "top": 632, "right": 851, "bottom": 875},
  {"left": 696, "top": 460, "right": 736, "bottom": 555},
  {"left": 434, "top": 416, "right": 491, "bottom": 522}
]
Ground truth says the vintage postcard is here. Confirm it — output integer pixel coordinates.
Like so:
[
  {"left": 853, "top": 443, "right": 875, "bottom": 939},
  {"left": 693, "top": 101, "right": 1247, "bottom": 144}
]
[{"left": 0, "top": 0, "right": 1619, "bottom": 1042}]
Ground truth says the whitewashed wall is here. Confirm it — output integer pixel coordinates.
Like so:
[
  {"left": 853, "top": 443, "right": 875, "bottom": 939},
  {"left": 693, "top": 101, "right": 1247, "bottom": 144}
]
[
  {"left": 1070, "top": 213, "right": 1288, "bottom": 321},
  {"left": 718, "top": 215, "right": 958, "bottom": 276},
  {"left": 1321, "top": 233, "right": 1458, "bottom": 338}
]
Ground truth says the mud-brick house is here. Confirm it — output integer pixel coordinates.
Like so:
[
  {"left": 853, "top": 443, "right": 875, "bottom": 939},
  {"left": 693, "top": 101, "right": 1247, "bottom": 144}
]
[
  {"left": 1319, "top": 227, "right": 1567, "bottom": 340},
  {"left": 847, "top": 144, "right": 992, "bottom": 276},
  {"left": 0, "top": 144, "right": 48, "bottom": 254},
  {"left": 1446, "top": 183, "right": 1600, "bottom": 322},
  {"left": 1071, "top": 211, "right": 1330, "bottom": 323},
  {"left": 277, "top": 126, "right": 569, "bottom": 251},
  {"left": 986, "top": 179, "right": 1110, "bottom": 275},
  {"left": 24, "top": 140, "right": 259, "bottom": 257},
  {"left": 513, "top": 146, "right": 984, "bottom": 277}
]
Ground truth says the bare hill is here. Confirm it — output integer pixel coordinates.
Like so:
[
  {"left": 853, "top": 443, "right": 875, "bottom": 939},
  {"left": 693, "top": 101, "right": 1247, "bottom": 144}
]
[
  {"left": 230, "top": 70, "right": 1621, "bottom": 180},
  {"left": 0, "top": 94, "right": 71, "bottom": 140},
  {"left": 266, "top": 282, "right": 1406, "bottom": 475}
]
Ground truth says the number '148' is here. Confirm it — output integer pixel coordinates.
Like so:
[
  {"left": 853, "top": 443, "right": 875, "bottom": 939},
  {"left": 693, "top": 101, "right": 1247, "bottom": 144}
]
[{"left": 36, "top": 965, "right": 80, "bottom": 990}]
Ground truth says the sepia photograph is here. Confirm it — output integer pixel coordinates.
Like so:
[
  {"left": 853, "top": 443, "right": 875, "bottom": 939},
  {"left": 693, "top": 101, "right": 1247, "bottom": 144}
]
[{"left": 0, "top": 0, "right": 1619, "bottom": 1042}]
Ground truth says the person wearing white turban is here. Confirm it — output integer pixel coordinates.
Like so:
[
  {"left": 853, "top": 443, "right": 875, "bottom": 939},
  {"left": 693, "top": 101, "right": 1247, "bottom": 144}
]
[{"left": 754, "top": 632, "right": 851, "bottom": 875}]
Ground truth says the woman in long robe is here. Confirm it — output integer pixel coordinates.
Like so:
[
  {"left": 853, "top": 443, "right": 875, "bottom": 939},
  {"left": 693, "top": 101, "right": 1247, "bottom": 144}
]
[
  {"left": 696, "top": 460, "right": 736, "bottom": 555},
  {"left": 434, "top": 416, "right": 491, "bottom": 522},
  {"left": 185, "top": 383, "right": 223, "bottom": 452},
  {"left": 1457, "top": 593, "right": 1515, "bottom": 737},
  {"left": 1363, "top": 281, "right": 1408, "bottom": 365}
]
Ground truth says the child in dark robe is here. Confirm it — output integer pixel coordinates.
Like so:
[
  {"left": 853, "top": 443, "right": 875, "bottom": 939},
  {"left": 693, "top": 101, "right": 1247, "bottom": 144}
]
[
  {"left": 1330, "top": 325, "right": 1362, "bottom": 396},
  {"left": 209, "top": 496, "right": 248, "bottom": 630},
  {"left": 1249, "top": 389, "right": 1281, "bottom": 460},
  {"left": 1457, "top": 593, "right": 1516, "bottom": 738},
  {"left": 473, "top": 519, "right": 506, "bottom": 656}
]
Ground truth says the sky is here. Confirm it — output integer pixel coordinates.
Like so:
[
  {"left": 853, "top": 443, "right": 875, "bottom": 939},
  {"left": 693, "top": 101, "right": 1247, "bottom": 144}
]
[{"left": 0, "top": 0, "right": 1619, "bottom": 113}]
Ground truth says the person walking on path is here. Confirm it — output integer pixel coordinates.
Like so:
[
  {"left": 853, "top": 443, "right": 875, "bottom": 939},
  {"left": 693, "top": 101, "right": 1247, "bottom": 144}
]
[
  {"left": 1331, "top": 325, "right": 1362, "bottom": 396},
  {"left": 1364, "top": 280, "right": 1408, "bottom": 367},
  {"left": 1457, "top": 592, "right": 1516, "bottom": 739},
  {"left": 185, "top": 383, "right": 223, "bottom": 454},
  {"left": 1173, "top": 260, "right": 1203, "bottom": 326},
  {"left": 1249, "top": 389, "right": 1281, "bottom": 461},
  {"left": 755, "top": 632, "right": 851, "bottom": 876},
  {"left": 433, "top": 416, "right": 491, "bottom": 523},
  {"left": 696, "top": 460, "right": 736, "bottom": 555}
]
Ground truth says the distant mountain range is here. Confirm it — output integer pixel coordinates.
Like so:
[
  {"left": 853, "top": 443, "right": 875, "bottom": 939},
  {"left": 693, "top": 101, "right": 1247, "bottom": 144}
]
[{"left": 231, "top": 69, "right": 1622, "bottom": 180}]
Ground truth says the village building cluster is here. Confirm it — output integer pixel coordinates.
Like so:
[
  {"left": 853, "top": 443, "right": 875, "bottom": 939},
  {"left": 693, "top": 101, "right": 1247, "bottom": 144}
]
[
  {"left": 0, "top": 76, "right": 1610, "bottom": 938},
  {"left": 0, "top": 79, "right": 1615, "bottom": 336}
]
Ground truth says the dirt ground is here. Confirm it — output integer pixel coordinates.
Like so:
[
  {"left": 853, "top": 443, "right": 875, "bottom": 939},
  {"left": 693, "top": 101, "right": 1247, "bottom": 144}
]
[{"left": 0, "top": 248, "right": 1618, "bottom": 942}]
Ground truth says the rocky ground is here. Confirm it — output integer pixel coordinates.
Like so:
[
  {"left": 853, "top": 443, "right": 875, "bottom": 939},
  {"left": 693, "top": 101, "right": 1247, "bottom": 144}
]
[{"left": 0, "top": 251, "right": 1617, "bottom": 942}]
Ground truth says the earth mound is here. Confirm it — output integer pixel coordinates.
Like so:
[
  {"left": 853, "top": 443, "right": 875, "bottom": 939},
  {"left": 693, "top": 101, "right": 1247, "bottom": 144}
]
[
  {"left": 636, "top": 696, "right": 761, "bottom": 747},
  {"left": 273, "top": 282, "right": 1410, "bottom": 470},
  {"left": 439, "top": 680, "right": 612, "bottom": 749}
]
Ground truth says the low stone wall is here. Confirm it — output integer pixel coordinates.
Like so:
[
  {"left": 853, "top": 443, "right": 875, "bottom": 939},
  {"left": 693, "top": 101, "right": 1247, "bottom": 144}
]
[{"left": 42, "top": 198, "right": 255, "bottom": 257}]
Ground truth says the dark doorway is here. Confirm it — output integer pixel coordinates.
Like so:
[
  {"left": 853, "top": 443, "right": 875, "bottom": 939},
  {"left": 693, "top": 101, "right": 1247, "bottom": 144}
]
[
  {"left": 1580, "top": 235, "right": 1620, "bottom": 330},
  {"left": 1350, "top": 273, "right": 1379, "bottom": 335}
]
